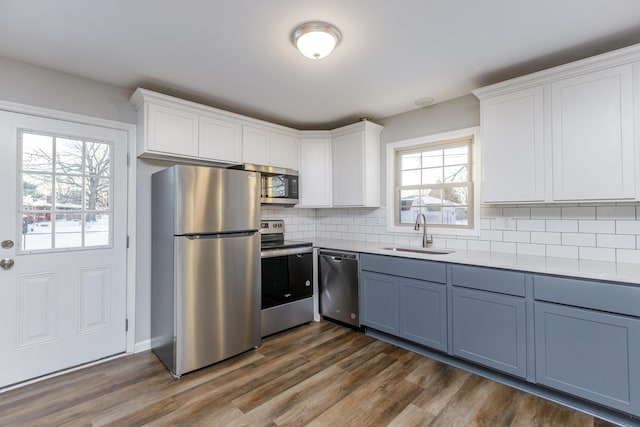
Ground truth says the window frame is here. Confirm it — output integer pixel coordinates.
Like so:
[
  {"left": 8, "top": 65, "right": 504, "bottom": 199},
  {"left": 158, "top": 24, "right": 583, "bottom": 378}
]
[{"left": 386, "top": 127, "right": 481, "bottom": 237}]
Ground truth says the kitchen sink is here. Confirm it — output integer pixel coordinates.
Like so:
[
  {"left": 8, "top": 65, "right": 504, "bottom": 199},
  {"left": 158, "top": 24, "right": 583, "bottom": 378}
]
[{"left": 381, "top": 246, "right": 454, "bottom": 255}]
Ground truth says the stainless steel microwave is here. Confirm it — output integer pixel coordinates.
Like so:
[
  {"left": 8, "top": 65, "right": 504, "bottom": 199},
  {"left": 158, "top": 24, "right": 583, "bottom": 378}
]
[{"left": 234, "top": 163, "right": 299, "bottom": 206}]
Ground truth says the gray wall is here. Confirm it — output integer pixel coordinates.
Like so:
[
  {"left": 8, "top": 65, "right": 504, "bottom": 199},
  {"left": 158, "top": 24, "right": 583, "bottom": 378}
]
[
  {"left": 376, "top": 95, "right": 480, "bottom": 206},
  {"left": 0, "top": 57, "right": 136, "bottom": 124}
]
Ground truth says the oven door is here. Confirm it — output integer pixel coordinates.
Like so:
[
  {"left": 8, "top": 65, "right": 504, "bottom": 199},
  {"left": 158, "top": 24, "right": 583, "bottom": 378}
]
[{"left": 261, "top": 247, "right": 313, "bottom": 309}]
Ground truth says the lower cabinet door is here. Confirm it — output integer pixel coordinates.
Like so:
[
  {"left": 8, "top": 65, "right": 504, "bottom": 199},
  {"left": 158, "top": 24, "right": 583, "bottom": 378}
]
[
  {"left": 452, "top": 287, "right": 527, "bottom": 378},
  {"left": 360, "top": 271, "right": 398, "bottom": 335},
  {"left": 399, "top": 278, "right": 447, "bottom": 352},
  {"left": 535, "top": 302, "right": 640, "bottom": 416}
]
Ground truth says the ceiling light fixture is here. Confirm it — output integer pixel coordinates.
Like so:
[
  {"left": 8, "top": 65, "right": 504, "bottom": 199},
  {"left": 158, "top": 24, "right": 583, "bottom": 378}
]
[{"left": 290, "top": 21, "right": 342, "bottom": 60}]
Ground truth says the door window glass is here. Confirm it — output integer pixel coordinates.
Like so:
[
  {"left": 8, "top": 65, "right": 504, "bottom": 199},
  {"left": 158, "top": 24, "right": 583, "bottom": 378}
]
[{"left": 19, "top": 130, "right": 113, "bottom": 252}]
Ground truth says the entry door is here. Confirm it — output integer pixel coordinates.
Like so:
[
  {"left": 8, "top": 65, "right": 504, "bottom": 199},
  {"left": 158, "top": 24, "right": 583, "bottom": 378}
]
[{"left": 0, "top": 111, "right": 128, "bottom": 388}]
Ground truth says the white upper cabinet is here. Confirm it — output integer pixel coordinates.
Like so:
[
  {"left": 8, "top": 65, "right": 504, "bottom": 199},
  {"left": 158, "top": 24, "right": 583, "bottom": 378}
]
[
  {"left": 130, "top": 88, "right": 298, "bottom": 168},
  {"left": 269, "top": 132, "right": 299, "bottom": 170},
  {"left": 331, "top": 121, "right": 382, "bottom": 207},
  {"left": 551, "top": 65, "right": 635, "bottom": 201},
  {"left": 298, "top": 132, "right": 332, "bottom": 207},
  {"left": 145, "top": 102, "right": 199, "bottom": 158},
  {"left": 198, "top": 114, "right": 242, "bottom": 163},
  {"left": 242, "top": 126, "right": 299, "bottom": 170},
  {"left": 242, "top": 126, "right": 270, "bottom": 165},
  {"left": 473, "top": 44, "right": 640, "bottom": 203},
  {"left": 481, "top": 87, "right": 545, "bottom": 203}
]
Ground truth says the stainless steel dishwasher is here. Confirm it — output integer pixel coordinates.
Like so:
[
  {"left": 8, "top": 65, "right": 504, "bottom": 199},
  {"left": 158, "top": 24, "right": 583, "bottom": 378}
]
[{"left": 319, "top": 250, "right": 360, "bottom": 327}]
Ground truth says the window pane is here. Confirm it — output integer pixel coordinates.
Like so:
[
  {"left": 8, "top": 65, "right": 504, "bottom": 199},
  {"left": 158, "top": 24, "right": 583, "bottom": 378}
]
[
  {"left": 444, "top": 165, "right": 468, "bottom": 183},
  {"left": 444, "top": 206, "right": 468, "bottom": 225},
  {"left": 85, "top": 213, "right": 110, "bottom": 246},
  {"left": 55, "top": 212, "right": 83, "bottom": 248},
  {"left": 401, "top": 170, "right": 421, "bottom": 186},
  {"left": 22, "top": 133, "right": 53, "bottom": 172},
  {"left": 85, "top": 141, "right": 111, "bottom": 176},
  {"left": 422, "top": 149, "right": 443, "bottom": 168},
  {"left": 425, "top": 205, "right": 442, "bottom": 225},
  {"left": 422, "top": 167, "right": 443, "bottom": 185},
  {"left": 55, "top": 175, "right": 83, "bottom": 210},
  {"left": 21, "top": 212, "right": 52, "bottom": 250},
  {"left": 401, "top": 153, "right": 421, "bottom": 171},
  {"left": 85, "top": 177, "right": 110, "bottom": 211},
  {"left": 23, "top": 173, "right": 52, "bottom": 211},
  {"left": 56, "top": 138, "right": 83, "bottom": 175},
  {"left": 444, "top": 186, "right": 468, "bottom": 205},
  {"left": 444, "top": 146, "right": 468, "bottom": 166}
]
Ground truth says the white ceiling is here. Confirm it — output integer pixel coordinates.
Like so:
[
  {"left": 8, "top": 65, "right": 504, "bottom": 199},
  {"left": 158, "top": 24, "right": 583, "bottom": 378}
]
[{"left": 2, "top": 1, "right": 640, "bottom": 129}]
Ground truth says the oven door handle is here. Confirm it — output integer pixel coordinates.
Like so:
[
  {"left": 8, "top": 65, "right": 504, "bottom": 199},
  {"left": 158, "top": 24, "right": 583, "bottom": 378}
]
[{"left": 261, "top": 246, "right": 313, "bottom": 258}]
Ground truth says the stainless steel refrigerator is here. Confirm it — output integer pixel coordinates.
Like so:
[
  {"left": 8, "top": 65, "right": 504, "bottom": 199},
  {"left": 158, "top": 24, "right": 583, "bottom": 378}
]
[{"left": 151, "top": 165, "right": 261, "bottom": 378}]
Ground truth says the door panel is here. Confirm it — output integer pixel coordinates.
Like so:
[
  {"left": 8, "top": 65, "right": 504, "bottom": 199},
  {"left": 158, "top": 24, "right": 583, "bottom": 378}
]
[{"left": 0, "top": 111, "right": 128, "bottom": 388}]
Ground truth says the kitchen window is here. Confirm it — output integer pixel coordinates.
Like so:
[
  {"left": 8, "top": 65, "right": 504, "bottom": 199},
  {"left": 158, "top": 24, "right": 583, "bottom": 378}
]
[{"left": 386, "top": 127, "right": 480, "bottom": 236}]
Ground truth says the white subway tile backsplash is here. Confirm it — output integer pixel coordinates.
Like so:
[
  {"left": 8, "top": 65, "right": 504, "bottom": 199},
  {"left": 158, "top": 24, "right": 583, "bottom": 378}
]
[
  {"left": 467, "top": 240, "right": 491, "bottom": 251},
  {"left": 479, "top": 230, "right": 503, "bottom": 241},
  {"left": 616, "top": 221, "right": 640, "bottom": 235},
  {"left": 517, "top": 243, "right": 546, "bottom": 256},
  {"left": 531, "top": 232, "right": 561, "bottom": 245},
  {"left": 597, "top": 206, "right": 636, "bottom": 220},
  {"left": 578, "top": 220, "right": 615, "bottom": 234},
  {"left": 273, "top": 202, "right": 640, "bottom": 264},
  {"left": 546, "top": 220, "right": 578, "bottom": 233},
  {"left": 617, "top": 249, "right": 640, "bottom": 264},
  {"left": 503, "top": 207, "right": 531, "bottom": 218},
  {"left": 531, "top": 207, "right": 561, "bottom": 219},
  {"left": 491, "top": 241, "right": 517, "bottom": 254},
  {"left": 503, "top": 231, "right": 530, "bottom": 243},
  {"left": 562, "top": 207, "right": 596, "bottom": 219},
  {"left": 517, "top": 219, "right": 546, "bottom": 231},
  {"left": 579, "top": 247, "right": 616, "bottom": 262},
  {"left": 596, "top": 234, "right": 636, "bottom": 249},
  {"left": 547, "top": 245, "right": 579, "bottom": 259},
  {"left": 480, "top": 206, "right": 502, "bottom": 218},
  {"left": 562, "top": 233, "right": 596, "bottom": 247}
]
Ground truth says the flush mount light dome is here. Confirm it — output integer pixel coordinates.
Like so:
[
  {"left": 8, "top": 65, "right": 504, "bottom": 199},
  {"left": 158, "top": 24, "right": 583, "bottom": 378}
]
[{"left": 290, "top": 21, "right": 342, "bottom": 59}]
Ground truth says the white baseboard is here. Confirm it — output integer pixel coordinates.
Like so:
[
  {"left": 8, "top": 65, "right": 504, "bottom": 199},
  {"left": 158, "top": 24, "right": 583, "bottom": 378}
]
[{"left": 134, "top": 339, "right": 151, "bottom": 353}]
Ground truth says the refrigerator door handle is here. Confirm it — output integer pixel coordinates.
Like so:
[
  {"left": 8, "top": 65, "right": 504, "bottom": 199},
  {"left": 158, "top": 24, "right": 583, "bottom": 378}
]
[{"left": 184, "top": 231, "right": 258, "bottom": 240}]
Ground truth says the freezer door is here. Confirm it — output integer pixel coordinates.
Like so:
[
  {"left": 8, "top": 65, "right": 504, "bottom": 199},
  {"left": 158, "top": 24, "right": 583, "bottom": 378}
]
[
  {"left": 175, "top": 232, "right": 260, "bottom": 376},
  {"left": 173, "top": 166, "right": 260, "bottom": 234}
]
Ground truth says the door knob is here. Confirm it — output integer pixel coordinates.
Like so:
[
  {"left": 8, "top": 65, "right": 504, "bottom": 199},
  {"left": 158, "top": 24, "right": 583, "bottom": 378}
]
[
  {"left": 0, "top": 258, "right": 14, "bottom": 270},
  {"left": 1, "top": 240, "right": 13, "bottom": 249}
]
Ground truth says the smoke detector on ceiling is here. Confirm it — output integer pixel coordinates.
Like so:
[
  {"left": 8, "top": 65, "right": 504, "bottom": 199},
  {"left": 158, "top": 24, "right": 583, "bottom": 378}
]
[{"left": 414, "top": 97, "right": 435, "bottom": 107}]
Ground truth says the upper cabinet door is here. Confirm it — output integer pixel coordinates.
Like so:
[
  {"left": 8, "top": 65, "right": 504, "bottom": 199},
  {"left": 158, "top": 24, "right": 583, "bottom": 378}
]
[
  {"left": 332, "top": 131, "right": 365, "bottom": 206},
  {"left": 198, "top": 115, "right": 242, "bottom": 163},
  {"left": 270, "top": 132, "right": 299, "bottom": 170},
  {"left": 551, "top": 64, "right": 635, "bottom": 201},
  {"left": 299, "top": 135, "right": 332, "bottom": 207},
  {"left": 481, "top": 87, "right": 545, "bottom": 203},
  {"left": 242, "top": 126, "right": 270, "bottom": 165},
  {"left": 147, "top": 103, "right": 199, "bottom": 157}
]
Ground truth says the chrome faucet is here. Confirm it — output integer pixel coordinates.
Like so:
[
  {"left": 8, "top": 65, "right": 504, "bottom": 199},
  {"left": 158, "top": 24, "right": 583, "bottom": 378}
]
[{"left": 414, "top": 213, "right": 433, "bottom": 247}]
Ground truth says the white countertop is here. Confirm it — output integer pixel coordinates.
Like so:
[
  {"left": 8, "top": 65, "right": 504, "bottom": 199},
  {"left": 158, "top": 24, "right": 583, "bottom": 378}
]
[{"left": 313, "top": 239, "right": 640, "bottom": 286}]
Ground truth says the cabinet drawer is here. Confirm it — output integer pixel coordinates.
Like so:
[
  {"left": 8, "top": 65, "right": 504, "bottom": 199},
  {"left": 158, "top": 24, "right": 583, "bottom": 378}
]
[
  {"left": 451, "top": 264, "right": 525, "bottom": 296},
  {"left": 360, "top": 254, "right": 446, "bottom": 283},
  {"left": 533, "top": 275, "right": 640, "bottom": 317}
]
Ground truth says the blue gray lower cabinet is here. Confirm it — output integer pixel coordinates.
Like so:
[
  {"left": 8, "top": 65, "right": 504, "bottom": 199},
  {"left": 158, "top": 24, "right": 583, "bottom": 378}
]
[
  {"left": 360, "top": 254, "right": 448, "bottom": 352},
  {"left": 360, "top": 271, "right": 399, "bottom": 335},
  {"left": 452, "top": 286, "right": 527, "bottom": 378},
  {"left": 535, "top": 301, "right": 640, "bottom": 415}
]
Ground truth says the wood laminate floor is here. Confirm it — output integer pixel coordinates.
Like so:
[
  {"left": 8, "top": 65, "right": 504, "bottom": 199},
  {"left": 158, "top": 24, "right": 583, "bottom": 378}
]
[{"left": 0, "top": 321, "right": 619, "bottom": 427}]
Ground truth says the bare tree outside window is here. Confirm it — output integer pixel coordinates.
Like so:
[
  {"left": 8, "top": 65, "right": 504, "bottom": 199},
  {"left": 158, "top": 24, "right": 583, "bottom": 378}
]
[{"left": 19, "top": 131, "right": 113, "bottom": 251}]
